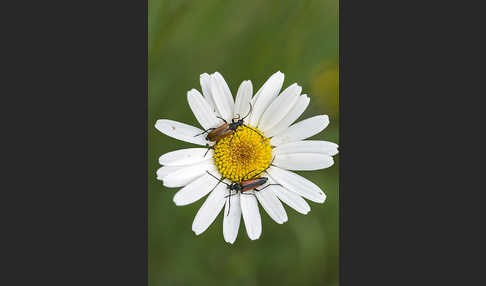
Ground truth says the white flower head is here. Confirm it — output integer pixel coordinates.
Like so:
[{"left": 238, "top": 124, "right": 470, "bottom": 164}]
[{"left": 155, "top": 71, "right": 339, "bottom": 244}]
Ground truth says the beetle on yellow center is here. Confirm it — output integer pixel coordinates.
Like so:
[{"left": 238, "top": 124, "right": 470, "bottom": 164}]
[{"left": 195, "top": 103, "right": 264, "bottom": 144}]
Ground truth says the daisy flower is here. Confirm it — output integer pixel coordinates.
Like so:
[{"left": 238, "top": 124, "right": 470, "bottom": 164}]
[{"left": 155, "top": 71, "right": 339, "bottom": 243}]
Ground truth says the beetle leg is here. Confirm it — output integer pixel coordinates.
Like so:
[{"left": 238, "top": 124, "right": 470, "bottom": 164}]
[
  {"left": 194, "top": 127, "right": 215, "bottom": 137},
  {"left": 229, "top": 131, "right": 239, "bottom": 146},
  {"left": 242, "top": 191, "right": 258, "bottom": 199},
  {"left": 269, "top": 155, "right": 276, "bottom": 166},
  {"left": 255, "top": 183, "right": 281, "bottom": 193},
  {"left": 229, "top": 191, "right": 232, "bottom": 216},
  {"left": 226, "top": 190, "right": 232, "bottom": 216},
  {"left": 203, "top": 145, "right": 214, "bottom": 157}
]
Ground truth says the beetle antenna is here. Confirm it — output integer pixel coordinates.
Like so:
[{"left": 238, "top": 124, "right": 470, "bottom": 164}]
[
  {"left": 248, "top": 168, "right": 266, "bottom": 179},
  {"left": 241, "top": 102, "right": 253, "bottom": 121},
  {"left": 206, "top": 171, "right": 230, "bottom": 187},
  {"left": 243, "top": 125, "right": 265, "bottom": 141},
  {"left": 249, "top": 156, "right": 275, "bottom": 179},
  {"left": 242, "top": 169, "right": 257, "bottom": 181},
  {"left": 216, "top": 116, "right": 228, "bottom": 124}
]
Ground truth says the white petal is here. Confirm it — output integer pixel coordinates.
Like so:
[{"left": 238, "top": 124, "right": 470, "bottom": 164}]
[
  {"left": 200, "top": 73, "right": 217, "bottom": 113},
  {"left": 240, "top": 193, "right": 262, "bottom": 240},
  {"left": 156, "top": 166, "right": 185, "bottom": 181},
  {"left": 159, "top": 148, "right": 213, "bottom": 166},
  {"left": 192, "top": 183, "right": 226, "bottom": 235},
  {"left": 162, "top": 162, "right": 216, "bottom": 188},
  {"left": 271, "top": 182, "right": 310, "bottom": 215},
  {"left": 270, "top": 115, "right": 330, "bottom": 146},
  {"left": 213, "top": 72, "right": 235, "bottom": 108},
  {"left": 273, "top": 140, "right": 339, "bottom": 156},
  {"left": 267, "top": 166, "right": 326, "bottom": 203},
  {"left": 264, "top": 94, "right": 310, "bottom": 138},
  {"left": 258, "top": 83, "right": 301, "bottom": 132},
  {"left": 187, "top": 89, "right": 221, "bottom": 130},
  {"left": 210, "top": 72, "right": 234, "bottom": 121},
  {"left": 234, "top": 80, "right": 253, "bottom": 121},
  {"left": 255, "top": 187, "right": 288, "bottom": 224},
  {"left": 273, "top": 153, "right": 334, "bottom": 171},
  {"left": 155, "top": 119, "right": 208, "bottom": 146},
  {"left": 173, "top": 173, "right": 222, "bottom": 206},
  {"left": 223, "top": 192, "right": 241, "bottom": 244},
  {"left": 248, "top": 71, "right": 284, "bottom": 127}
]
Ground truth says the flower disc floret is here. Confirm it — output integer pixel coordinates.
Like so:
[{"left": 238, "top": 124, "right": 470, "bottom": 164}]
[{"left": 213, "top": 126, "right": 272, "bottom": 182}]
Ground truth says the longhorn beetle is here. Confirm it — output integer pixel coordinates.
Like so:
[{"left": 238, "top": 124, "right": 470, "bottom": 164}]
[
  {"left": 195, "top": 103, "right": 265, "bottom": 149},
  {"left": 205, "top": 158, "right": 280, "bottom": 215}
]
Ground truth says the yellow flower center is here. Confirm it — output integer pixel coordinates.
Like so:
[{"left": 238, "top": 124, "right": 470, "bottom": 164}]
[{"left": 213, "top": 125, "right": 272, "bottom": 182}]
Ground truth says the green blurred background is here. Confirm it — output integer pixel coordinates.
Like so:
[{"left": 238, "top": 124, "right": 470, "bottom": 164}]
[{"left": 149, "top": 0, "right": 339, "bottom": 285}]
